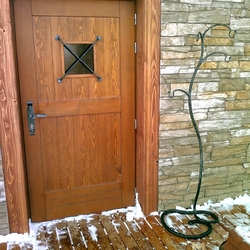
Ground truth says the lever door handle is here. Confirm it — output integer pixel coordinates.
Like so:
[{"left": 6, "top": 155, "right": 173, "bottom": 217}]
[{"left": 26, "top": 101, "right": 46, "bottom": 135}]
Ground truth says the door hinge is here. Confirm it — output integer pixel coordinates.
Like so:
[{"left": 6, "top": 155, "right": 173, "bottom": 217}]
[
  {"left": 134, "top": 42, "right": 137, "bottom": 54},
  {"left": 134, "top": 14, "right": 137, "bottom": 26},
  {"left": 135, "top": 119, "right": 137, "bottom": 129}
]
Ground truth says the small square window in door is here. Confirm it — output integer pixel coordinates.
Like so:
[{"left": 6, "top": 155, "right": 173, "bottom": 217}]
[{"left": 55, "top": 35, "right": 102, "bottom": 83}]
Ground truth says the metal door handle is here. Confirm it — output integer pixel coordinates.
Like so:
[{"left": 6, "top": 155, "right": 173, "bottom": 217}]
[{"left": 26, "top": 101, "right": 46, "bottom": 135}]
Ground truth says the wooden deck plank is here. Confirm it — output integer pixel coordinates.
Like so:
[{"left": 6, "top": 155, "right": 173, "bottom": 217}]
[
  {"left": 221, "top": 229, "right": 250, "bottom": 250},
  {"left": 112, "top": 213, "right": 140, "bottom": 249},
  {"left": 98, "top": 214, "right": 126, "bottom": 249},
  {"left": 5, "top": 243, "right": 20, "bottom": 250},
  {"left": 183, "top": 213, "right": 223, "bottom": 249},
  {"left": 235, "top": 204, "right": 250, "bottom": 216},
  {"left": 175, "top": 213, "right": 204, "bottom": 237},
  {"left": 146, "top": 215, "right": 187, "bottom": 250},
  {"left": 228, "top": 206, "right": 250, "bottom": 226},
  {"left": 154, "top": 215, "right": 190, "bottom": 247},
  {"left": 136, "top": 217, "right": 166, "bottom": 250},
  {"left": 208, "top": 205, "right": 235, "bottom": 231},
  {"left": 209, "top": 223, "right": 229, "bottom": 246},
  {"left": 208, "top": 205, "right": 250, "bottom": 250},
  {"left": 210, "top": 217, "right": 229, "bottom": 242},
  {"left": 45, "top": 223, "right": 60, "bottom": 249},
  {"left": 160, "top": 215, "right": 193, "bottom": 250},
  {"left": 0, "top": 243, "right": 7, "bottom": 250},
  {"left": 2, "top": 203, "right": 250, "bottom": 250},
  {"left": 67, "top": 220, "right": 86, "bottom": 249},
  {"left": 55, "top": 221, "right": 72, "bottom": 250},
  {"left": 78, "top": 218, "right": 99, "bottom": 249},
  {"left": 35, "top": 226, "right": 47, "bottom": 248},
  {"left": 91, "top": 215, "right": 113, "bottom": 249},
  {"left": 166, "top": 213, "right": 193, "bottom": 237},
  {"left": 120, "top": 213, "right": 154, "bottom": 249}
]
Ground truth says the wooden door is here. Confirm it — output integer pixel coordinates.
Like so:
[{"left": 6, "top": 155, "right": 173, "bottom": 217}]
[{"left": 14, "top": 0, "right": 135, "bottom": 222}]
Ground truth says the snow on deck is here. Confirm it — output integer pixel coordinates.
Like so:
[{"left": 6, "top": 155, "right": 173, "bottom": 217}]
[{"left": 0, "top": 194, "right": 249, "bottom": 249}]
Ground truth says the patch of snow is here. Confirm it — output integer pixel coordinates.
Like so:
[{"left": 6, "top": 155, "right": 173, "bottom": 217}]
[
  {"left": 102, "top": 192, "right": 144, "bottom": 222},
  {"left": 206, "top": 193, "right": 250, "bottom": 245},
  {"left": 102, "top": 207, "right": 129, "bottom": 216},
  {"left": 1, "top": 193, "right": 250, "bottom": 247},
  {"left": 195, "top": 199, "right": 213, "bottom": 210},
  {"left": 165, "top": 193, "right": 250, "bottom": 246},
  {"left": 88, "top": 225, "right": 98, "bottom": 242},
  {"left": 0, "top": 233, "right": 34, "bottom": 244},
  {"left": 219, "top": 197, "right": 234, "bottom": 210},
  {"left": 126, "top": 211, "right": 134, "bottom": 221},
  {"left": 234, "top": 193, "right": 250, "bottom": 214},
  {"left": 112, "top": 220, "right": 121, "bottom": 233},
  {"left": 235, "top": 225, "right": 250, "bottom": 245},
  {"left": 149, "top": 211, "right": 159, "bottom": 216},
  {"left": 176, "top": 205, "right": 190, "bottom": 211}
]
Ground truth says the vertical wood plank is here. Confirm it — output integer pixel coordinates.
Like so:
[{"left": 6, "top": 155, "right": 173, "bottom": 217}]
[
  {"left": 51, "top": 17, "right": 70, "bottom": 101},
  {"left": 40, "top": 118, "right": 60, "bottom": 191},
  {"left": 103, "top": 17, "right": 120, "bottom": 97},
  {"left": 0, "top": 0, "right": 29, "bottom": 233},
  {"left": 74, "top": 115, "right": 91, "bottom": 187},
  {"left": 14, "top": 0, "right": 47, "bottom": 222},
  {"left": 136, "top": 0, "right": 160, "bottom": 214},
  {"left": 57, "top": 116, "right": 76, "bottom": 189},
  {"left": 33, "top": 17, "right": 55, "bottom": 101},
  {"left": 88, "top": 18, "right": 104, "bottom": 99},
  {"left": 120, "top": 1, "right": 135, "bottom": 207},
  {"left": 89, "top": 114, "right": 100, "bottom": 185}
]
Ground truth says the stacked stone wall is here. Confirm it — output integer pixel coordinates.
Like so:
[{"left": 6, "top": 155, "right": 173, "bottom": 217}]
[
  {"left": 159, "top": 0, "right": 250, "bottom": 210},
  {"left": 0, "top": 150, "right": 9, "bottom": 235}
]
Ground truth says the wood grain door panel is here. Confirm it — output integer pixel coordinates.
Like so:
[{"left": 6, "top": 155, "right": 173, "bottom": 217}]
[{"left": 14, "top": 0, "right": 135, "bottom": 221}]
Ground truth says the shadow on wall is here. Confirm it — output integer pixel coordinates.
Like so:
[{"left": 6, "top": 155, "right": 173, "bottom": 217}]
[{"left": 0, "top": 149, "right": 10, "bottom": 235}]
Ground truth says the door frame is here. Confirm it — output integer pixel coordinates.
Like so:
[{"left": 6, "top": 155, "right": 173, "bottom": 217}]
[{"left": 0, "top": 0, "right": 160, "bottom": 233}]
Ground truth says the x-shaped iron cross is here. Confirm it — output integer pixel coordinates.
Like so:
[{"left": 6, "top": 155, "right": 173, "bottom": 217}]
[{"left": 55, "top": 35, "right": 102, "bottom": 83}]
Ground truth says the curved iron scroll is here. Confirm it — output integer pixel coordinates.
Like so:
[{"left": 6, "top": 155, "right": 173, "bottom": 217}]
[
  {"left": 161, "top": 24, "right": 236, "bottom": 239},
  {"left": 56, "top": 35, "right": 102, "bottom": 83}
]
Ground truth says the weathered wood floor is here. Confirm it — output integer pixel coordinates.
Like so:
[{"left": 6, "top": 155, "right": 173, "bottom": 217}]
[{"left": 0, "top": 203, "right": 249, "bottom": 249}]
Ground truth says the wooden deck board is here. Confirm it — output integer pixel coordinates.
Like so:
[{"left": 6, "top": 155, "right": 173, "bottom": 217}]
[
  {"left": 56, "top": 221, "right": 72, "bottom": 249},
  {"left": 146, "top": 215, "right": 186, "bottom": 250},
  {"left": 220, "top": 229, "right": 250, "bottom": 250},
  {"left": 136, "top": 217, "right": 166, "bottom": 250},
  {"left": 98, "top": 214, "right": 127, "bottom": 249},
  {"left": 112, "top": 213, "right": 140, "bottom": 249},
  {"left": 91, "top": 215, "right": 113, "bottom": 249},
  {"left": 46, "top": 223, "right": 60, "bottom": 249},
  {"left": 120, "top": 213, "right": 154, "bottom": 249},
  {"left": 67, "top": 220, "right": 85, "bottom": 249},
  {"left": 78, "top": 218, "right": 98, "bottom": 249},
  {"left": 0, "top": 204, "right": 250, "bottom": 249}
]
